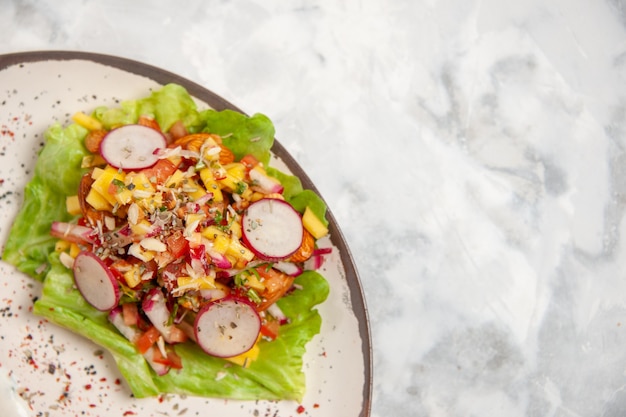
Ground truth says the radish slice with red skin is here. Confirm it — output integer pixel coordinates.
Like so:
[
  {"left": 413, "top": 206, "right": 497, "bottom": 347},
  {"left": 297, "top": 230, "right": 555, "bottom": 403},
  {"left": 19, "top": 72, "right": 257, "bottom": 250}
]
[
  {"left": 273, "top": 261, "right": 303, "bottom": 277},
  {"left": 73, "top": 251, "right": 120, "bottom": 311},
  {"left": 241, "top": 198, "right": 304, "bottom": 261},
  {"left": 99, "top": 124, "right": 167, "bottom": 170},
  {"left": 194, "top": 297, "right": 261, "bottom": 358},
  {"left": 50, "top": 221, "right": 96, "bottom": 245}
]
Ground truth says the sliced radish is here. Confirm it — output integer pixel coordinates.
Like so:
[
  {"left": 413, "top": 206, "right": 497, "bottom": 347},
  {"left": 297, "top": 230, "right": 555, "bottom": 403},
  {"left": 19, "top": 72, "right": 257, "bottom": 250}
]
[
  {"left": 50, "top": 221, "right": 96, "bottom": 245},
  {"left": 273, "top": 261, "right": 303, "bottom": 277},
  {"left": 241, "top": 198, "right": 303, "bottom": 261},
  {"left": 99, "top": 124, "right": 167, "bottom": 170},
  {"left": 194, "top": 297, "right": 261, "bottom": 358},
  {"left": 249, "top": 166, "right": 284, "bottom": 194},
  {"left": 142, "top": 288, "right": 186, "bottom": 344},
  {"left": 266, "top": 302, "right": 289, "bottom": 325},
  {"left": 73, "top": 251, "right": 120, "bottom": 311}
]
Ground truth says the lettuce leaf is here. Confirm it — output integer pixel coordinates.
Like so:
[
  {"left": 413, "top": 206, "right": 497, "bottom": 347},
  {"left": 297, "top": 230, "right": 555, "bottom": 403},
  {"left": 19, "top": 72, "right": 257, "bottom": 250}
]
[
  {"left": 2, "top": 84, "right": 329, "bottom": 401},
  {"left": 34, "top": 253, "right": 329, "bottom": 400},
  {"left": 199, "top": 109, "right": 275, "bottom": 166},
  {"left": 3, "top": 123, "right": 89, "bottom": 279},
  {"left": 93, "top": 83, "right": 203, "bottom": 132}
]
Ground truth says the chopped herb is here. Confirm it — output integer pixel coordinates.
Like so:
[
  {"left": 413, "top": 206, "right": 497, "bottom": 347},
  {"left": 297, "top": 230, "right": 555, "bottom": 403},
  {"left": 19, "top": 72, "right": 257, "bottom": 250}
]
[
  {"left": 246, "top": 288, "right": 262, "bottom": 304},
  {"left": 112, "top": 178, "right": 125, "bottom": 192},
  {"left": 235, "top": 181, "right": 247, "bottom": 195}
]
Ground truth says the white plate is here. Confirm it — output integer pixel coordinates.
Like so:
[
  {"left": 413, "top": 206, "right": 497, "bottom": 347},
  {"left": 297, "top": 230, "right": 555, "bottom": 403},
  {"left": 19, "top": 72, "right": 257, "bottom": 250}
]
[{"left": 0, "top": 51, "right": 371, "bottom": 417}]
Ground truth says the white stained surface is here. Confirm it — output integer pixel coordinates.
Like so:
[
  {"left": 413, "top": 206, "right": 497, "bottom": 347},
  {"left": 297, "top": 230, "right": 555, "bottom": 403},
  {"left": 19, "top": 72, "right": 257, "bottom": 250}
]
[{"left": 3, "top": 0, "right": 626, "bottom": 416}]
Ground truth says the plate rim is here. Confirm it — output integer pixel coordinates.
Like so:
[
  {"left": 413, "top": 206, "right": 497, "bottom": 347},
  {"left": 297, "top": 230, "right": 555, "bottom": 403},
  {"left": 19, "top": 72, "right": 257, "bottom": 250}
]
[{"left": 0, "top": 50, "right": 372, "bottom": 416}]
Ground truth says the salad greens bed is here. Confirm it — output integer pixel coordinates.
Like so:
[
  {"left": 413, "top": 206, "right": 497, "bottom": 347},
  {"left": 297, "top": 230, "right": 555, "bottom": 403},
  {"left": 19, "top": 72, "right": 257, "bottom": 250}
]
[{"left": 3, "top": 84, "right": 329, "bottom": 400}]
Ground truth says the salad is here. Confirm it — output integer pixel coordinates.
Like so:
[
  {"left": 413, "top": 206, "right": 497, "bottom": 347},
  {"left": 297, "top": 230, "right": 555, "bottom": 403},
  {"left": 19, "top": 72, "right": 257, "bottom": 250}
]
[{"left": 3, "top": 84, "right": 330, "bottom": 401}]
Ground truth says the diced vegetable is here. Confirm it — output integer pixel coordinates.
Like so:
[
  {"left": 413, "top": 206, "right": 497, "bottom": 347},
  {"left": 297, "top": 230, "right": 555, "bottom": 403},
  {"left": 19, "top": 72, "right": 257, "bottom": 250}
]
[
  {"left": 302, "top": 206, "right": 329, "bottom": 239},
  {"left": 72, "top": 111, "right": 103, "bottom": 131}
]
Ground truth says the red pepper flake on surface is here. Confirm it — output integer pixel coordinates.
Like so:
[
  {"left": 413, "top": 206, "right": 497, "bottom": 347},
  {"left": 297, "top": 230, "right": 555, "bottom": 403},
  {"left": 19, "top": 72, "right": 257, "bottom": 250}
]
[
  {"left": 0, "top": 125, "right": 15, "bottom": 139},
  {"left": 296, "top": 404, "right": 305, "bottom": 414},
  {"left": 123, "top": 411, "right": 137, "bottom": 416},
  {"left": 58, "top": 382, "right": 71, "bottom": 402}
]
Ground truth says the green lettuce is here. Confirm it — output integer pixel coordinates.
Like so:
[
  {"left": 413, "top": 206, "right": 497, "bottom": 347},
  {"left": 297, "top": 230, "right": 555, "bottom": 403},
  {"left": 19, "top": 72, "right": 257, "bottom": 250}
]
[
  {"left": 199, "top": 109, "right": 275, "bottom": 166},
  {"left": 2, "top": 84, "right": 329, "bottom": 401},
  {"left": 3, "top": 123, "right": 90, "bottom": 279}
]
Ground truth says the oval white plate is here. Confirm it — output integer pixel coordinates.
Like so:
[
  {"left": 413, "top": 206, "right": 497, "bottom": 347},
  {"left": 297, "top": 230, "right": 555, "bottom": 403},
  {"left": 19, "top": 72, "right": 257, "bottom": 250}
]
[{"left": 0, "top": 51, "right": 371, "bottom": 417}]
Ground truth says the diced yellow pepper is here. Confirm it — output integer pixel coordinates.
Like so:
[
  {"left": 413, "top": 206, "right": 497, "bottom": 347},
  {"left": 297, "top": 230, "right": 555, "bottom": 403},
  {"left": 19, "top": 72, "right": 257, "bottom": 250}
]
[
  {"left": 128, "top": 172, "right": 155, "bottom": 194},
  {"left": 201, "top": 225, "right": 229, "bottom": 241},
  {"left": 186, "top": 179, "right": 207, "bottom": 201},
  {"left": 114, "top": 188, "right": 133, "bottom": 205},
  {"left": 137, "top": 192, "right": 164, "bottom": 213},
  {"left": 65, "top": 195, "right": 82, "bottom": 216},
  {"left": 86, "top": 188, "right": 113, "bottom": 211},
  {"left": 226, "top": 238, "right": 255, "bottom": 262},
  {"left": 186, "top": 213, "right": 205, "bottom": 227},
  {"left": 186, "top": 232, "right": 202, "bottom": 245},
  {"left": 302, "top": 206, "right": 328, "bottom": 239},
  {"left": 81, "top": 154, "right": 107, "bottom": 169},
  {"left": 229, "top": 220, "right": 242, "bottom": 239},
  {"left": 91, "top": 166, "right": 105, "bottom": 180},
  {"left": 199, "top": 168, "right": 223, "bottom": 202},
  {"left": 240, "top": 187, "right": 253, "bottom": 201},
  {"left": 130, "top": 219, "right": 153, "bottom": 237},
  {"left": 69, "top": 243, "right": 81, "bottom": 258},
  {"left": 91, "top": 165, "right": 126, "bottom": 206},
  {"left": 123, "top": 266, "right": 142, "bottom": 288},
  {"left": 212, "top": 234, "right": 230, "bottom": 254},
  {"left": 250, "top": 192, "right": 265, "bottom": 202},
  {"left": 72, "top": 111, "right": 103, "bottom": 131},
  {"left": 176, "top": 276, "right": 193, "bottom": 288},
  {"left": 224, "top": 340, "right": 260, "bottom": 368},
  {"left": 217, "top": 172, "right": 242, "bottom": 193},
  {"left": 224, "top": 163, "right": 246, "bottom": 181},
  {"left": 55, "top": 240, "right": 71, "bottom": 252},
  {"left": 177, "top": 275, "right": 216, "bottom": 290},
  {"left": 244, "top": 271, "right": 265, "bottom": 292},
  {"left": 164, "top": 169, "right": 185, "bottom": 188}
]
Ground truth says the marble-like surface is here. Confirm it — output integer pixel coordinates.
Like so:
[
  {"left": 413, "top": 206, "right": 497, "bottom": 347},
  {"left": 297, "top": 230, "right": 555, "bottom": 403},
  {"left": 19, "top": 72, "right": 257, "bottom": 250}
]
[{"left": 3, "top": 0, "right": 626, "bottom": 415}]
